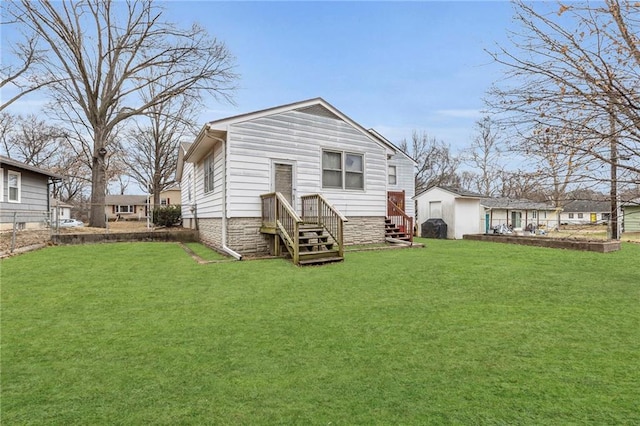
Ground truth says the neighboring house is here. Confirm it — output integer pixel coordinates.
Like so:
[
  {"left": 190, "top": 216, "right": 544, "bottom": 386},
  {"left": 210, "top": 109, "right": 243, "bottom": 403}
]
[
  {"left": 413, "top": 186, "right": 484, "bottom": 239},
  {"left": 176, "top": 98, "right": 416, "bottom": 264},
  {"left": 50, "top": 198, "right": 73, "bottom": 222},
  {"left": 482, "top": 198, "right": 560, "bottom": 231},
  {"left": 160, "top": 183, "right": 181, "bottom": 206},
  {"left": 621, "top": 199, "right": 640, "bottom": 233},
  {"left": 105, "top": 195, "right": 148, "bottom": 221},
  {"left": 0, "top": 155, "right": 61, "bottom": 231},
  {"left": 559, "top": 200, "right": 611, "bottom": 225}
]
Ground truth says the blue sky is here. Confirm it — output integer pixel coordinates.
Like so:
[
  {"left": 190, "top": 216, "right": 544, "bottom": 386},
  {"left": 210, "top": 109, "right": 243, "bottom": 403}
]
[
  {"left": 166, "top": 1, "right": 517, "bottom": 149},
  {"left": 2, "top": 1, "right": 517, "bottom": 151}
]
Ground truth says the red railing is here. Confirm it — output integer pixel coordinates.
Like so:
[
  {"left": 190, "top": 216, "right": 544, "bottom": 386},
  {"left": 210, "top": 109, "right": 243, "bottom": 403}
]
[{"left": 387, "top": 198, "right": 413, "bottom": 242}]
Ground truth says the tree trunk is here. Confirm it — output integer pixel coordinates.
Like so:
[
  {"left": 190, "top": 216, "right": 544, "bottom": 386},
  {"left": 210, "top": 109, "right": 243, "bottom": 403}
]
[{"left": 89, "top": 129, "right": 108, "bottom": 228}]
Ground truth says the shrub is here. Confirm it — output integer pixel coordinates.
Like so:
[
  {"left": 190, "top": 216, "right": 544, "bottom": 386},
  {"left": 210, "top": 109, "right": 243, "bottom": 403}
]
[{"left": 152, "top": 205, "right": 182, "bottom": 227}]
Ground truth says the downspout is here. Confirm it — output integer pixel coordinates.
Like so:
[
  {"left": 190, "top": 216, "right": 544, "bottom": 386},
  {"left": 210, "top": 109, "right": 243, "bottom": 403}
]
[{"left": 207, "top": 128, "right": 242, "bottom": 260}]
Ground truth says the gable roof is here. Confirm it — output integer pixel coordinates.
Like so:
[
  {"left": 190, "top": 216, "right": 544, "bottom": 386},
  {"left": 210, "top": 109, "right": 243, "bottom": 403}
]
[
  {"left": 0, "top": 155, "right": 63, "bottom": 179},
  {"left": 184, "top": 98, "right": 402, "bottom": 163},
  {"left": 367, "top": 129, "right": 417, "bottom": 165},
  {"left": 481, "top": 197, "right": 555, "bottom": 211},
  {"left": 413, "top": 185, "right": 484, "bottom": 199},
  {"left": 562, "top": 199, "right": 611, "bottom": 213},
  {"left": 105, "top": 195, "right": 148, "bottom": 205}
]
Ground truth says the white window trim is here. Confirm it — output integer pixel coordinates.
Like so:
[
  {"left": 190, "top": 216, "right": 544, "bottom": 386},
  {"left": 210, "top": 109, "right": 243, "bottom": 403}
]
[
  {"left": 8, "top": 170, "right": 21, "bottom": 203},
  {"left": 204, "top": 152, "right": 215, "bottom": 193},
  {"left": 116, "top": 205, "right": 134, "bottom": 214},
  {"left": 388, "top": 165, "right": 397, "bottom": 185},
  {"left": 321, "top": 149, "right": 365, "bottom": 191}
]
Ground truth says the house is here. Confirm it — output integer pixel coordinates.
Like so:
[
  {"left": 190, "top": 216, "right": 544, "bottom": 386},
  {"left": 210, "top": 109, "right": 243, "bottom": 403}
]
[
  {"left": 482, "top": 198, "right": 560, "bottom": 232},
  {"left": 104, "top": 194, "right": 148, "bottom": 221},
  {"left": 621, "top": 199, "right": 640, "bottom": 233},
  {"left": 160, "top": 183, "right": 181, "bottom": 206},
  {"left": 559, "top": 200, "right": 611, "bottom": 225},
  {"left": 413, "top": 186, "right": 484, "bottom": 239},
  {"left": 50, "top": 198, "right": 74, "bottom": 223},
  {"left": 176, "top": 98, "right": 416, "bottom": 265},
  {"left": 0, "top": 155, "right": 61, "bottom": 230}
]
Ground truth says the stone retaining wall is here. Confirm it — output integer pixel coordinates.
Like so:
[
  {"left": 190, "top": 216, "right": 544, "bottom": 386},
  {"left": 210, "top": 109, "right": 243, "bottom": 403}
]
[
  {"left": 52, "top": 230, "right": 199, "bottom": 245},
  {"left": 463, "top": 234, "right": 621, "bottom": 253}
]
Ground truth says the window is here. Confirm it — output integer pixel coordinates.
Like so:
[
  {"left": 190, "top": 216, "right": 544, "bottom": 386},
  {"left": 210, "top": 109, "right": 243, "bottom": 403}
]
[
  {"left": 322, "top": 151, "right": 342, "bottom": 188},
  {"left": 204, "top": 153, "right": 215, "bottom": 193},
  {"left": 8, "top": 171, "right": 20, "bottom": 202},
  {"left": 322, "top": 150, "right": 364, "bottom": 190},
  {"left": 187, "top": 172, "right": 192, "bottom": 203},
  {"left": 116, "top": 205, "right": 134, "bottom": 213},
  {"left": 532, "top": 210, "right": 537, "bottom": 219},
  {"left": 388, "top": 165, "right": 397, "bottom": 185},
  {"left": 568, "top": 213, "right": 574, "bottom": 219},
  {"left": 577, "top": 213, "right": 583, "bottom": 219},
  {"left": 161, "top": 198, "right": 168, "bottom": 206}
]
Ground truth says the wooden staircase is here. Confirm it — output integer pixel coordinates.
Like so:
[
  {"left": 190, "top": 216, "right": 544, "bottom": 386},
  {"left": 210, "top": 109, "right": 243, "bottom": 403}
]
[
  {"left": 261, "top": 193, "right": 347, "bottom": 266},
  {"left": 385, "top": 218, "right": 412, "bottom": 241},
  {"left": 386, "top": 193, "right": 414, "bottom": 244},
  {"left": 297, "top": 224, "right": 343, "bottom": 265}
]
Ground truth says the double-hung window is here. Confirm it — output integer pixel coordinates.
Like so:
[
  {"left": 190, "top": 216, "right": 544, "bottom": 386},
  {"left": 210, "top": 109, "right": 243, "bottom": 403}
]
[
  {"left": 204, "top": 153, "right": 215, "bottom": 193},
  {"left": 388, "top": 165, "right": 397, "bottom": 185},
  {"left": 322, "top": 150, "right": 364, "bottom": 190},
  {"left": 8, "top": 171, "right": 20, "bottom": 203}
]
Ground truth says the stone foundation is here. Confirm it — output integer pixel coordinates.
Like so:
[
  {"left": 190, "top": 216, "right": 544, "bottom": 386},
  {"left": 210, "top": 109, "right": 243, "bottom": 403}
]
[
  {"left": 227, "top": 217, "right": 271, "bottom": 257},
  {"left": 198, "top": 218, "right": 222, "bottom": 250},
  {"left": 196, "top": 215, "right": 386, "bottom": 257},
  {"left": 343, "top": 216, "right": 386, "bottom": 245}
]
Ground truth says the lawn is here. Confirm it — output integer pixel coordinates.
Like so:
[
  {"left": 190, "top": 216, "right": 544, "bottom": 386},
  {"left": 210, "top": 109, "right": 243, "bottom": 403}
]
[{"left": 2, "top": 240, "right": 639, "bottom": 424}]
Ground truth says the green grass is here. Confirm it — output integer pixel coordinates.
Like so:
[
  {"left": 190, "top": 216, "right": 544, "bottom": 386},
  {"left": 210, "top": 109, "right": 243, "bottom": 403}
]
[
  {"left": 2, "top": 239, "right": 639, "bottom": 424},
  {"left": 183, "top": 242, "right": 228, "bottom": 261}
]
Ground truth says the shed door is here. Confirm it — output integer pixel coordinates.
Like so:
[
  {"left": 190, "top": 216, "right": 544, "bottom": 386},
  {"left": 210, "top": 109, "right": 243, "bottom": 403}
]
[
  {"left": 274, "top": 163, "right": 293, "bottom": 205},
  {"left": 429, "top": 201, "right": 442, "bottom": 219}
]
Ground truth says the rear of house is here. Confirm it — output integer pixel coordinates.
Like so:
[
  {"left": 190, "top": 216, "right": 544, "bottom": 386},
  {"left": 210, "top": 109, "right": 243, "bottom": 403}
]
[
  {"left": 560, "top": 200, "right": 611, "bottom": 225},
  {"left": 0, "top": 156, "right": 61, "bottom": 231},
  {"left": 482, "top": 198, "right": 559, "bottom": 232},
  {"left": 177, "top": 98, "right": 415, "bottom": 262}
]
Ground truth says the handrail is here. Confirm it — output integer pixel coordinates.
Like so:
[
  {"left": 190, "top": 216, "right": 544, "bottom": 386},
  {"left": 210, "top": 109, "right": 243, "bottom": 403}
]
[
  {"left": 261, "top": 192, "right": 302, "bottom": 263},
  {"left": 387, "top": 198, "right": 414, "bottom": 242},
  {"left": 301, "top": 194, "right": 346, "bottom": 258}
]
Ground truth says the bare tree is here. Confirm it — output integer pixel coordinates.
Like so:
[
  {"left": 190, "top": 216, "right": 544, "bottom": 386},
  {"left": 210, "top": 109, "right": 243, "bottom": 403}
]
[
  {"left": 6, "top": 0, "right": 237, "bottom": 227},
  {"left": 121, "top": 91, "right": 198, "bottom": 207},
  {"left": 400, "top": 131, "right": 461, "bottom": 193},
  {"left": 487, "top": 0, "right": 640, "bottom": 238},
  {"left": 0, "top": 114, "right": 67, "bottom": 167},
  {"left": 0, "top": 24, "right": 52, "bottom": 112},
  {"left": 462, "top": 116, "right": 504, "bottom": 196}
]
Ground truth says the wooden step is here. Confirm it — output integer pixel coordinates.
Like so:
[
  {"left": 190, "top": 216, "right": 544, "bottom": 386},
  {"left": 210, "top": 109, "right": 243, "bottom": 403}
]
[
  {"left": 298, "top": 249, "right": 341, "bottom": 261},
  {"left": 298, "top": 256, "right": 344, "bottom": 266}
]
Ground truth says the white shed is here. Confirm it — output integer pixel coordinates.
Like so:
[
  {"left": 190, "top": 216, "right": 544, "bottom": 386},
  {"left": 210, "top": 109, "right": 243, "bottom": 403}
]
[{"left": 413, "top": 186, "right": 484, "bottom": 239}]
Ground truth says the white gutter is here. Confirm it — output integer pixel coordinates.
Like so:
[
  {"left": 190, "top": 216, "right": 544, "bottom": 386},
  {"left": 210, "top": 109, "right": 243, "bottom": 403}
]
[{"left": 207, "top": 127, "right": 242, "bottom": 261}]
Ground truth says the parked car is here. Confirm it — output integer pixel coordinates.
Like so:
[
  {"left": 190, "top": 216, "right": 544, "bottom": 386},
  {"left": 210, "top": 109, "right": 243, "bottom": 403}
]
[{"left": 59, "top": 219, "right": 84, "bottom": 228}]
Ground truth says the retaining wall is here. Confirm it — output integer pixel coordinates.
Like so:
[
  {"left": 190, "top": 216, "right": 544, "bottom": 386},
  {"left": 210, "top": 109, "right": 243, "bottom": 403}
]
[
  {"left": 463, "top": 234, "right": 621, "bottom": 253},
  {"left": 52, "top": 230, "right": 199, "bottom": 245}
]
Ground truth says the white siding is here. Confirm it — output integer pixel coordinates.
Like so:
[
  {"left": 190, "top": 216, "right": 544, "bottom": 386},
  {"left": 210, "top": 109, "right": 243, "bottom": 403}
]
[
  {"left": 388, "top": 153, "right": 415, "bottom": 220},
  {"left": 454, "top": 198, "right": 482, "bottom": 239},
  {"left": 226, "top": 110, "right": 388, "bottom": 218},
  {"left": 414, "top": 187, "right": 481, "bottom": 239},
  {"left": 183, "top": 142, "right": 225, "bottom": 219}
]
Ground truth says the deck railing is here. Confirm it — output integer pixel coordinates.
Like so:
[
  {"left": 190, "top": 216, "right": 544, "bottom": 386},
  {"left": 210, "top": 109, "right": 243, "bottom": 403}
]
[
  {"left": 261, "top": 192, "right": 302, "bottom": 263},
  {"left": 301, "top": 194, "right": 347, "bottom": 258},
  {"left": 387, "top": 198, "right": 414, "bottom": 242}
]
